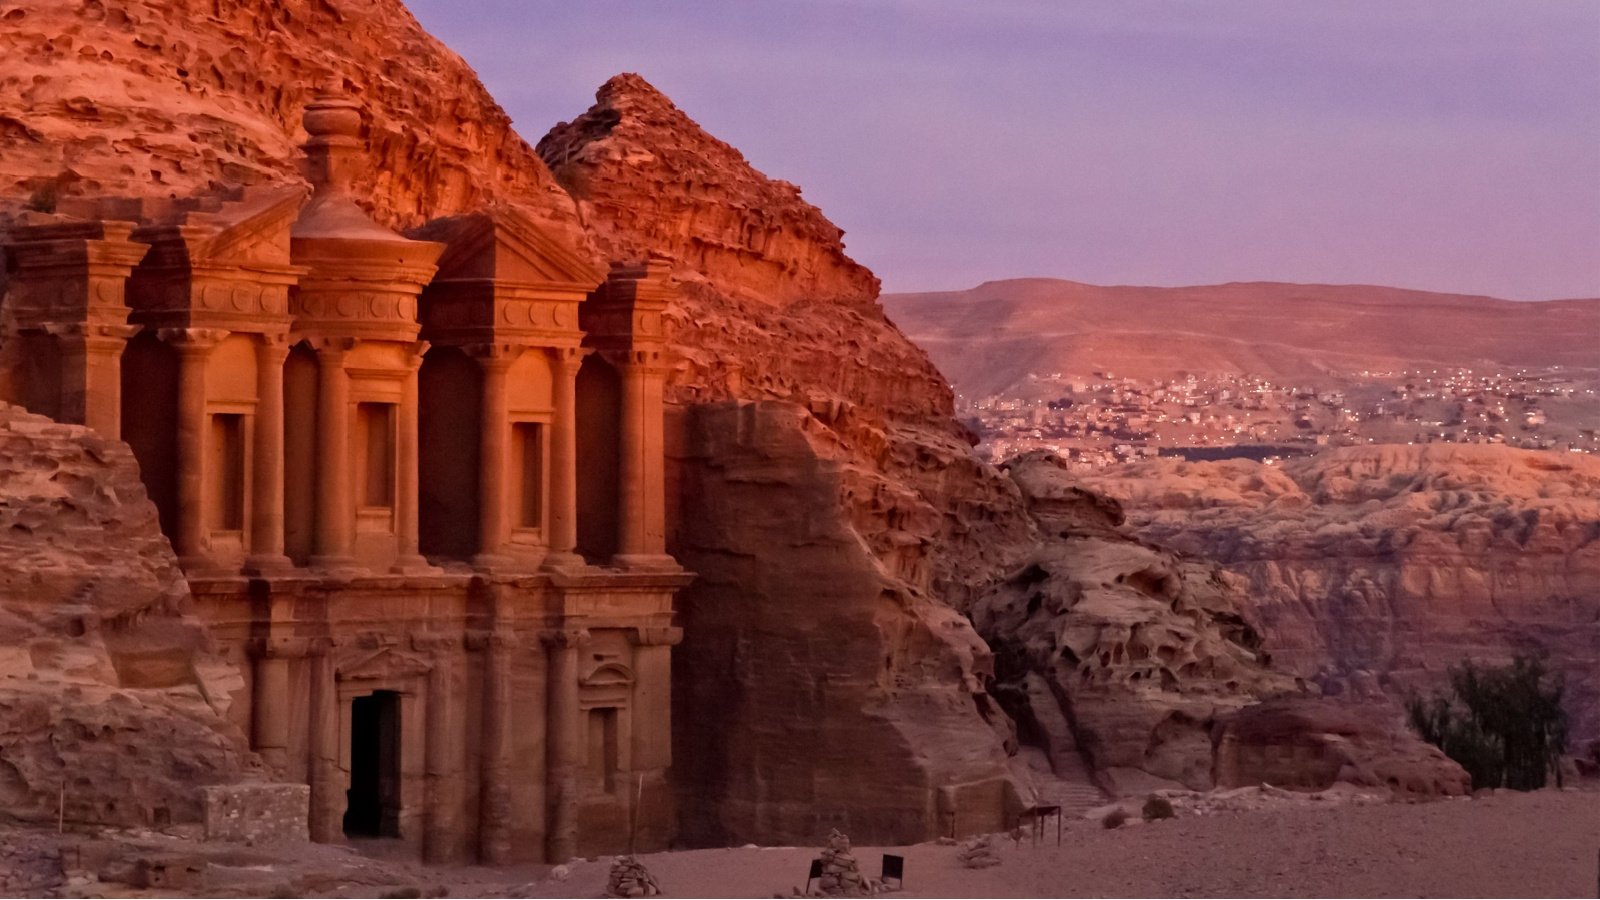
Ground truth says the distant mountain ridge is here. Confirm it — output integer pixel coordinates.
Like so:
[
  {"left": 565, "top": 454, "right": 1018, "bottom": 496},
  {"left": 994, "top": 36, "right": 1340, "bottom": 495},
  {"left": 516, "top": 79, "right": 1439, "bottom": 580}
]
[{"left": 884, "top": 278, "right": 1600, "bottom": 397}]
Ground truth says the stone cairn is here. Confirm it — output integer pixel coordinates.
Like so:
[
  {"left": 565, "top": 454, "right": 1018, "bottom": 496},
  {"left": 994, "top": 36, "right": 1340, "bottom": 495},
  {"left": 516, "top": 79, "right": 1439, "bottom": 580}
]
[
  {"left": 811, "top": 829, "right": 873, "bottom": 897},
  {"left": 606, "top": 856, "right": 662, "bottom": 898},
  {"left": 957, "top": 835, "right": 1001, "bottom": 869}
]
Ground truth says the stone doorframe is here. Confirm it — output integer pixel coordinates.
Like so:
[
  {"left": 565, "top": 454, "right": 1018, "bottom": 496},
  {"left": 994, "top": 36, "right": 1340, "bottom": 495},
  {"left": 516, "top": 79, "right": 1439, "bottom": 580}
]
[{"left": 334, "top": 646, "right": 431, "bottom": 850}]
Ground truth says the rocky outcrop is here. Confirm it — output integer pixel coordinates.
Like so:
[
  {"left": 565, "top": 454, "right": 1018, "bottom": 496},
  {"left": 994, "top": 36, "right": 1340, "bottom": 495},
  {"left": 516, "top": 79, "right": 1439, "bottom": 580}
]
[
  {"left": 973, "top": 452, "right": 1469, "bottom": 799},
  {"left": 0, "top": 402, "right": 260, "bottom": 830},
  {"left": 974, "top": 452, "right": 1304, "bottom": 794},
  {"left": 1212, "top": 698, "right": 1470, "bottom": 797},
  {"left": 539, "top": 73, "right": 877, "bottom": 308},
  {"left": 671, "top": 402, "right": 1018, "bottom": 845},
  {"left": 0, "top": 0, "right": 589, "bottom": 245},
  {"left": 1075, "top": 444, "right": 1600, "bottom": 744},
  {"left": 1, "top": 2, "right": 1033, "bottom": 846},
  {"left": 547, "top": 76, "right": 1035, "bottom": 843}
]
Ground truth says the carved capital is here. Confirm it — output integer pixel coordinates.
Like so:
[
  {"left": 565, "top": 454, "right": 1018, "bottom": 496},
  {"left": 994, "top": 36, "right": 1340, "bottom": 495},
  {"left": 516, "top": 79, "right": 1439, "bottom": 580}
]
[
  {"left": 545, "top": 345, "right": 590, "bottom": 376},
  {"left": 540, "top": 628, "right": 591, "bottom": 651},
  {"left": 464, "top": 630, "right": 519, "bottom": 652},
  {"left": 466, "top": 342, "right": 524, "bottom": 371},
  {"left": 629, "top": 626, "right": 684, "bottom": 648},
  {"left": 307, "top": 335, "right": 357, "bottom": 358},
  {"left": 409, "top": 632, "right": 460, "bottom": 654},
  {"left": 250, "top": 635, "right": 327, "bottom": 660},
  {"left": 157, "top": 326, "right": 230, "bottom": 352},
  {"left": 403, "top": 339, "right": 431, "bottom": 369}
]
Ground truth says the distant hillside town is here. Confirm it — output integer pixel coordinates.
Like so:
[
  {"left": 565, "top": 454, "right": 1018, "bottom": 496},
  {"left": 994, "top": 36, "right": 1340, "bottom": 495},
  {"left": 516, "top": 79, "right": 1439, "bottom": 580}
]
[{"left": 963, "top": 365, "right": 1600, "bottom": 468}]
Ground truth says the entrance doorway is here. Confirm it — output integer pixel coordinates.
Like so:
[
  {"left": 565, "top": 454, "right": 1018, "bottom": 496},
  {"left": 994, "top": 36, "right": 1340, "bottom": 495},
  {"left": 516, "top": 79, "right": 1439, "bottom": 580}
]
[{"left": 344, "top": 690, "right": 401, "bottom": 838}]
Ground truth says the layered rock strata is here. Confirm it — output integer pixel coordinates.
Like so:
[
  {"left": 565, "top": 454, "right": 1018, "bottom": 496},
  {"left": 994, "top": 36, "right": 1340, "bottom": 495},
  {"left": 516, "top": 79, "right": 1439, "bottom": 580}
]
[
  {"left": 973, "top": 451, "right": 1307, "bottom": 794},
  {"left": 0, "top": 0, "right": 589, "bottom": 243},
  {"left": 0, "top": 402, "right": 260, "bottom": 830},
  {"left": 1075, "top": 444, "right": 1600, "bottom": 745},
  {"left": 671, "top": 402, "right": 1017, "bottom": 844},
  {"left": 543, "top": 76, "right": 1035, "bottom": 843}
]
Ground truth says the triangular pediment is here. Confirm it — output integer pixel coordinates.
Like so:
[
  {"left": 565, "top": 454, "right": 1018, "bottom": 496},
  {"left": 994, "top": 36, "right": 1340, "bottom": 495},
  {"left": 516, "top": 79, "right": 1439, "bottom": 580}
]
[
  {"left": 198, "top": 187, "right": 307, "bottom": 266},
  {"left": 420, "top": 206, "right": 605, "bottom": 289},
  {"left": 336, "top": 645, "right": 434, "bottom": 682}
]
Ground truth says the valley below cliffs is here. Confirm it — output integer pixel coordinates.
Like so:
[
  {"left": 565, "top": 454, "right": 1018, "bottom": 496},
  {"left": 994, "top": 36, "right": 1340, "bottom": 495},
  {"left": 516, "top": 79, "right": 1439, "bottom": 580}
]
[
  {"left": 1073, "top": 444, "right": 1600, "bottom": 747},
  {"left": 0, "top": 0, "right": 1573, "bottom": 867}
]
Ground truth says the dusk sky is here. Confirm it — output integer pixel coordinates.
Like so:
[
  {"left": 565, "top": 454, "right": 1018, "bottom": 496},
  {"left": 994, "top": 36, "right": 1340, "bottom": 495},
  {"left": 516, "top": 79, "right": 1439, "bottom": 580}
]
[{"left": 407, "top": 1, "right": 1600, "bottom": 300}]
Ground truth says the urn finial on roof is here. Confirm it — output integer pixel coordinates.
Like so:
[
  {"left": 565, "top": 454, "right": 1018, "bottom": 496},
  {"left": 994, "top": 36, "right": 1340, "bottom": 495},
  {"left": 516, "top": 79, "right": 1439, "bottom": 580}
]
[{"left": 301, "top": 81, "right": 364, "bottom": 196}]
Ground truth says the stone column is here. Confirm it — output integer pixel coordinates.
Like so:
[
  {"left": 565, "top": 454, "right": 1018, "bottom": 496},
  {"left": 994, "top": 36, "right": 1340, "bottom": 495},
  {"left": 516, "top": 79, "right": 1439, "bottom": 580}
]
[
  {"left": 612, "top": 353, "right": 672, "bottom": 568},
  {"left": 543, "top": 348, "right": 585, "bottom": 570},
  {"left": 251, "top": 645, "right": 291, "bottom": 773},
  {"left": 423, "top": 642, "right": 459, "bottom": 863},
  {"left": 626, "top": 626, "right": 682, "bottom": 852},
  {"left": 162, "top": 328, "right": 224, "bottom": 569},
  {"left": 312, "top": 342, "right": 356, "bottom": 571},
  {"left": 543, "top": 628, "right": 587, "bottom": 863},
  {"left": 473, "top": 346, "right": 516, "bottom": 568},
  {"left": 246, "top": 335, "right": 293, "bottom": 574},
  {"left": 307, "top": 646, "right": 341, "bottom": 843},
  {"left": 53, "top": 324, "right": 136, "bottom": 437},
  {"left": 392, "top": 342, "right": 431, "bottom": 573},
  {"left": 478, "top": 631, "right": 513, "bottom": 864}
]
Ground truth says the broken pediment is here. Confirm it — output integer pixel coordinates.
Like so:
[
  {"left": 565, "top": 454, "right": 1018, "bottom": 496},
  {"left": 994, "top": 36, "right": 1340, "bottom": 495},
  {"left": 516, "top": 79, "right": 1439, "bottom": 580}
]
[
  {"left": 336, "top": 644, "right": 435, "bottom": 682},
  {"left": 415, "top": 205, "right": 605, "bottom": 291}
]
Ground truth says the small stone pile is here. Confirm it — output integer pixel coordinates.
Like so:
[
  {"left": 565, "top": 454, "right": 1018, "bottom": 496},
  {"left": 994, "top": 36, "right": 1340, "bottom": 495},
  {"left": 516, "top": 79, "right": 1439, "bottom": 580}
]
[
  {"left": 957, "top": 835, "right": 1001, "bottom": 869},
  {"left": 812, "top": 829, "right": 871, "bottom": 896},
  {"left": 605, "top": 856, "right": 661, "bottom": 898}
]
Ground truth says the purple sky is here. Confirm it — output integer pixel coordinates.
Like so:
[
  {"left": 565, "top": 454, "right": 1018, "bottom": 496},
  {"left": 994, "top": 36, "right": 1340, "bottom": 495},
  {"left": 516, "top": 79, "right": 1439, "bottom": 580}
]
[{"left": 406, "top": 1, "right": 1600, "bottom": 300}]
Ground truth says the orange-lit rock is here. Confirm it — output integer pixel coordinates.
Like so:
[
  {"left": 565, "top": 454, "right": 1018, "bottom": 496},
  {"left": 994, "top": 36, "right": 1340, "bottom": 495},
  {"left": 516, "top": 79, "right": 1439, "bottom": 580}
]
[
  {"left": 0, "top": 401, "right": 261, "bottom": 829},
  {"left": 542, "top": 75, "right": 1039, "bottom": 843},
  {"left": 0, "top": 0, "right": 590, "bottom": 245},
  {"left": 1076, "top": 444, "right": 1600, "bottom": 745}
]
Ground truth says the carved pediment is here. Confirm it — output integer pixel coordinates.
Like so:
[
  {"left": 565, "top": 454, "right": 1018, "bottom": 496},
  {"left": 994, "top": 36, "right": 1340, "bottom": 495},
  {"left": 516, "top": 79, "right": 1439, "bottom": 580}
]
[
  {"left": 581, "top": 661, "right": 635, "bottom": 689},
  {"left": 418, "top": 206, "right": 604, "bottom": 290},
  {"left": 197, "top": 188, "right": 307, "bottom": 266},
  {"left": 336, "top": 645, "right": 435, "bottom": 682}
]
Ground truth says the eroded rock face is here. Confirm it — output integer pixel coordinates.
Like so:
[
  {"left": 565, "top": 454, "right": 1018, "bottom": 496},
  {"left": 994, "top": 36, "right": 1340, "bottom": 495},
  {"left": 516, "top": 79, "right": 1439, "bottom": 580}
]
[
  {"left": 539, "top": 73, "right": 878, "bottom": 308},
  {"left": 1074, "top": 444, "right": 1600, "bottom": 745},
  {"left": 974, "top": 452, "right": 1303, "bottom": 794},
  {"left": 671, "top": 402, "right": 1017, "bottom": 845},
  {"left": 0, "top": 403, "right": 259, "bottom": 829},
  {"left": 546, "top": 77, "right": 1035, "bottom": 843},
  {"left": 1212, "top": 698, "right": 1471, "bottom": 797},
  {"left": 0, "top": 0, "right": 589, "bottom": 245}
]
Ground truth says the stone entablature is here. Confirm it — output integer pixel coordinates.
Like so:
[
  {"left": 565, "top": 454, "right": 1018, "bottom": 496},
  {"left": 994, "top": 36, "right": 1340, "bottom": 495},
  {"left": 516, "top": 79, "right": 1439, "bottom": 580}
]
[
  {"left": 0, "top": 87, "right": 690, "bottom": 866},
  {"left": 410, "top": 206, "right": 602, "bottom": 349}
]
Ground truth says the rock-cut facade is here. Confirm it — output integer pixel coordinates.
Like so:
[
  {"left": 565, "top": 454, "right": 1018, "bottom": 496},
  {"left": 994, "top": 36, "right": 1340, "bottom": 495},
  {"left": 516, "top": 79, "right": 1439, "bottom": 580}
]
[{"left": 0, "top": 88, "right": 691, "bottom": 865}]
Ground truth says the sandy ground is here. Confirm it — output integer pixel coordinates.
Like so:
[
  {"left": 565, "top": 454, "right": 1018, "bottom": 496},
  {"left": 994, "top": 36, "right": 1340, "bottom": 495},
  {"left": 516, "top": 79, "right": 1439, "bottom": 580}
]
[
  {"left": 17, "top": 788, "right": 1598, "bottom": 898},
  {"left": 484, "top": 789, "right": 1599, "bottom": 899}
]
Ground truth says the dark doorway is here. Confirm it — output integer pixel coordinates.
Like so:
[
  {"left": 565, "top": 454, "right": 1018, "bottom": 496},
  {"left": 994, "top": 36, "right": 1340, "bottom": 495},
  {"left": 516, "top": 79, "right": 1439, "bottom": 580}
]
[
  {"left": 575, "top": 354, "right": 621, "bottom": 562},
  {"left": 418, "top": 346, "right": 481, "bottom": 560},
  {"left": 344, "top": 690, "right": 401, "bottom": 838}
]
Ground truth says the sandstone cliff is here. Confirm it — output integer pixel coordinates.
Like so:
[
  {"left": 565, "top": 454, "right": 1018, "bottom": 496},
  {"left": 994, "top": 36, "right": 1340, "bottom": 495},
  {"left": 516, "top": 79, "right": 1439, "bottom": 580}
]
[
  {"left": 0, "top": 402, "right": 259, "bottom": 830},
  {"left": 972, "top": 451, "right": 1469, "bottom": 797},
  {"left": 1074, "top": 444, "right": 1600, "bottom": 746},
  {"left": 540, "top": 75, "right": 1037, "bottom": 843},
  {"left": 0, "top": 0, "right": 589, "bottom": 245}
]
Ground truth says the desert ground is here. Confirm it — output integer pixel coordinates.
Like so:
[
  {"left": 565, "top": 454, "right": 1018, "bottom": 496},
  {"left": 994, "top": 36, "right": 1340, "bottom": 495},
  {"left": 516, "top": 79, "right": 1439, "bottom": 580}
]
[{"left": 11, "top": 787, "right": 1593, "bottom": 898}]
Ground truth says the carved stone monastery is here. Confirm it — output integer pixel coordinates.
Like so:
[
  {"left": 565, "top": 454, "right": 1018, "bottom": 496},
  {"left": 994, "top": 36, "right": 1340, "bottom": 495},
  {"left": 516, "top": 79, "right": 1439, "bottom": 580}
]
[{"left": 0, "top": 90, "right": 691, "bottom": 864}]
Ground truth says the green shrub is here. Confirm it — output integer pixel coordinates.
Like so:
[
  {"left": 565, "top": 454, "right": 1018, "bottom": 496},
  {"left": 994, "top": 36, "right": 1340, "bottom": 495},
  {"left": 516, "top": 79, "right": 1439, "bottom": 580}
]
[
  {"left": 1101, "top": 807, "right": 1129, "bottom": 829},
  {"left": 1142, "top": 795, "right": 1175, "bottom": 820},
  {"left": 1407, "top": 655, "right": 1568, "bottom": 791}
]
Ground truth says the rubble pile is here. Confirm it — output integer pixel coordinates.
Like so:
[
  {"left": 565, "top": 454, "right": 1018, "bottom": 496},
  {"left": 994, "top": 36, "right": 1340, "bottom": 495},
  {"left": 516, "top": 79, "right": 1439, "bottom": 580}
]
[{"left": 605, "top": 855, "right": 662, "bottom": 898}]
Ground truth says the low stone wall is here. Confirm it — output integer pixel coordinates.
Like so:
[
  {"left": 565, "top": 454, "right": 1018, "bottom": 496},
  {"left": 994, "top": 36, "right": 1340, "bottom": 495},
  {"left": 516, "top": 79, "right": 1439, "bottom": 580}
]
[{"left": 202, "top": 783, "right": 310, "bottom": 843}]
